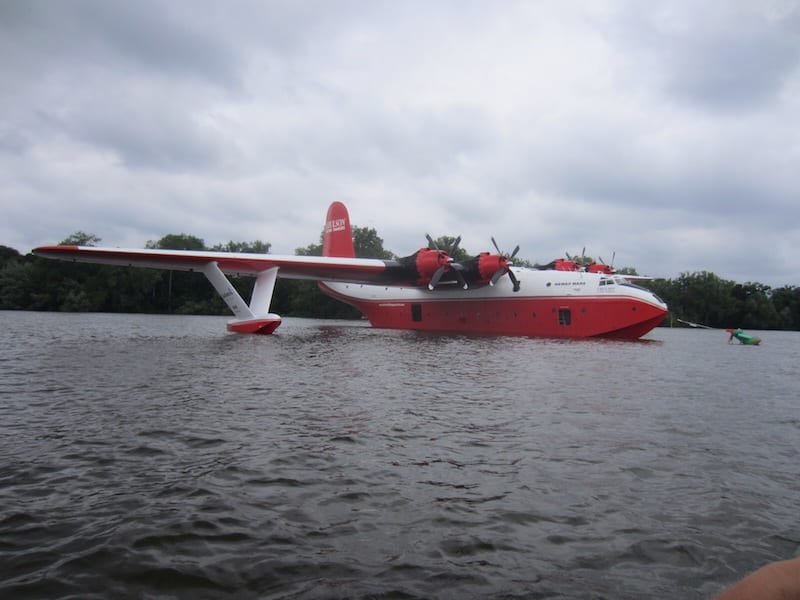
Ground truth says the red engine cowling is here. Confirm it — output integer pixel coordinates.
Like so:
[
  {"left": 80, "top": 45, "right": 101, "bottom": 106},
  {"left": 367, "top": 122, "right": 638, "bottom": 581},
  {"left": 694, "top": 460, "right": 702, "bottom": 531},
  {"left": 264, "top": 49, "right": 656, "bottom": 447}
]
[
  {"left": 587, "top": 262, "right": 614, "bottom": 274},
  {"left": 476, "top": 252, "right": 508, "bottom": 283},
  {"left": 414, "top": 248, "right": 451, "bottom": 285}
]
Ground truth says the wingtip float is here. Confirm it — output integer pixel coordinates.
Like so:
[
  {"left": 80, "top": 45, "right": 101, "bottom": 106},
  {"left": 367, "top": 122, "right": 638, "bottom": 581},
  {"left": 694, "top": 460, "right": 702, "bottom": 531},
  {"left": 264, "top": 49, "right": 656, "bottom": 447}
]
[{"left": 33, "top": 202, "right": 668, "bottom": 339}]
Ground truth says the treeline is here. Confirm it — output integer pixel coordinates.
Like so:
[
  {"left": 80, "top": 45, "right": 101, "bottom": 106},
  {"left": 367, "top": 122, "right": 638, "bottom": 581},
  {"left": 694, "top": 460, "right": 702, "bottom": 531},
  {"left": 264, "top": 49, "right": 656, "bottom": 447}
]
[
  {"left": 2, "top": 231, "right": 800, "bottom": 331},
  {"left": 644, "top": 272, "right": 800, "bottom": 331}
]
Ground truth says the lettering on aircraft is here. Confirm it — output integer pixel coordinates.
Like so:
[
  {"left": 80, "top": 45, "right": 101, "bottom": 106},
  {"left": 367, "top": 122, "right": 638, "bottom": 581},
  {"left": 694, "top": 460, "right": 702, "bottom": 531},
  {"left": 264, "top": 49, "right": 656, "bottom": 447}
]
[
  {"left": 551, "top": 281, "right": 586, "bottom": 287},
  {"left": 325, "top": 218, "right": 347, "bottom": 233}
]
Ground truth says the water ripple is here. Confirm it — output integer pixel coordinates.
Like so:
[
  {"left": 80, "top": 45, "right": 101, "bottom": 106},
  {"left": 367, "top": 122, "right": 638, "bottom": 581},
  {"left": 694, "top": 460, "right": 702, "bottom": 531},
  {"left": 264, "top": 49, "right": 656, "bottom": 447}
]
[{"left": 1, "top": 313, "right": 799, "bottom": 598}]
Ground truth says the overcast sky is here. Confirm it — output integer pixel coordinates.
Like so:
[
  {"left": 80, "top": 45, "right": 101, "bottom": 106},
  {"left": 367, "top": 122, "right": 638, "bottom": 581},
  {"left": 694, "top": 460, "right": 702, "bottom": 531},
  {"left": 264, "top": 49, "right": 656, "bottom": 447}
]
[{"left": 2, "top": 0, "right": 799, "bottom": 285}]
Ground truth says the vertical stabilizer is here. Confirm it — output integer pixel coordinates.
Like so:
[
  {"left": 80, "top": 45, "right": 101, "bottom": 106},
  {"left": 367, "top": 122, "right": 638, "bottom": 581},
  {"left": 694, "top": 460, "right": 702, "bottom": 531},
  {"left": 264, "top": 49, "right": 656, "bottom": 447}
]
[{"left": 322, "top": 201, "right": 355, "bottom": 258}]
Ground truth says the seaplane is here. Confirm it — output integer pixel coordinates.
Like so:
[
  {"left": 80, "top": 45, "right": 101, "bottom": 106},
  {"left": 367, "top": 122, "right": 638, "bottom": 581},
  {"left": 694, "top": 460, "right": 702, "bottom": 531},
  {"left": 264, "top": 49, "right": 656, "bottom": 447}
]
[{"left": 33, "top": 202, "right": 668, "bottom": 339}]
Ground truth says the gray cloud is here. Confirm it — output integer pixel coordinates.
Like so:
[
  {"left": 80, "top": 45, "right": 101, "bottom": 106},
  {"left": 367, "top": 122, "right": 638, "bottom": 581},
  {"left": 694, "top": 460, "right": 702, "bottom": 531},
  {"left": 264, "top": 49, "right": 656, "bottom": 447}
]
[
  {"left": 615, "top": 1, "right": 800, "bottom": 112},
  {"left": 0, "top": 0, "right": 241, "bottom": 87},
  {"left": 2, "top": 0, "right": 799, "bottom": 287}
]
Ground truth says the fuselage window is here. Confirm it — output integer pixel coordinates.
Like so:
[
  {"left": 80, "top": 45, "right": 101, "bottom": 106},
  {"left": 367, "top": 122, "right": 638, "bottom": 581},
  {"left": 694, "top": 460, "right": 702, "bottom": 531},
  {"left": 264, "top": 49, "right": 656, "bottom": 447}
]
[
  {"left": 411, "top": 304, "right": 422, "bottom": 322},
  {"left": 558, "top": 308, "right": 571, "bottom": 326}
]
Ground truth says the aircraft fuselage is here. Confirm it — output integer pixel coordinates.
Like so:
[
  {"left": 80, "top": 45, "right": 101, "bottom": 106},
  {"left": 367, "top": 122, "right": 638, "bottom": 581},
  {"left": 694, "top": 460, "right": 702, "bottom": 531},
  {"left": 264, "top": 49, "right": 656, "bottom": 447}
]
[{"left": 321, "top": 269, "right": 667, "bottom": 339}]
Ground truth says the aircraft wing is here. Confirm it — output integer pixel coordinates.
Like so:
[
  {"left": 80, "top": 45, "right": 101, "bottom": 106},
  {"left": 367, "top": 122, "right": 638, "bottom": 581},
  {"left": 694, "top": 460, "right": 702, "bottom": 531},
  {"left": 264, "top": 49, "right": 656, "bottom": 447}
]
[{"left": 32, "top": 245, "right": 393, "bottom": 284}]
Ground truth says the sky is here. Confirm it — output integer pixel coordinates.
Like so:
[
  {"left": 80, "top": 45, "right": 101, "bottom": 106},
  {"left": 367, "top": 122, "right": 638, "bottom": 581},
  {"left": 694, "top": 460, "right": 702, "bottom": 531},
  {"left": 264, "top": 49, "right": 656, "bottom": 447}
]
[{"left": 2, "top": 0, "right": 799, "bottom": 286}]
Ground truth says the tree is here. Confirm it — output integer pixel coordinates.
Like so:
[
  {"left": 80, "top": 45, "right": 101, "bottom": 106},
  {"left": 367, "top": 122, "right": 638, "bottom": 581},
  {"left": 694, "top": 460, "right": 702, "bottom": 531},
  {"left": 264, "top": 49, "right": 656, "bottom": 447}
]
[
  {"left": 354, "top": 226, "right": 395, "bottom": 259},
  {"left": 60, "top": 231, "right": 101, "bottom": 246},
  {"left": 143, "top": 234, "right": 207, "bottom": 312},
  {"left": 673, "top": 271, "right": 737, "bottom": 328},
  {"left": 210, "top": 240, "right": 271, "bottom": 254},
  {"left": 771, "top": 286, "right": 800, "bottom": 330},
  {"left": 0, "top": 245, "right": 20, "bottom": 263},
  {"left": 0, "top": 258, "right": 35, "bottom": 309},
  {"left": 730, "top": 282, "right": 779, "bottom": 329},
  {"left": 146, "top": 234, "right": 205, "bottom": 251}
]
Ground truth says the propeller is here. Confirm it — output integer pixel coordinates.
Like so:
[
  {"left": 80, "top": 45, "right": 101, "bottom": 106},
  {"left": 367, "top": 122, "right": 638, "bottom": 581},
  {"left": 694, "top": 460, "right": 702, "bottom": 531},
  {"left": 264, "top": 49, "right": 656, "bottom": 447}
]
[
  {"left": 424, "top": 234, "right": 467, "bottom": 290},
  {"left": 488, "top": 237, "right": 521, "bottom": 292}
]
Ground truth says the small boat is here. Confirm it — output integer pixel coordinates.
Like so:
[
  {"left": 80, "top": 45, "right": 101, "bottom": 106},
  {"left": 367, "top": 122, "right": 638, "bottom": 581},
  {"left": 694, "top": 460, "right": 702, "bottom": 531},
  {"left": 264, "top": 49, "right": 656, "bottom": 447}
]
[{"left": 726, "top": 328, "right": 761, "bottom": 345}]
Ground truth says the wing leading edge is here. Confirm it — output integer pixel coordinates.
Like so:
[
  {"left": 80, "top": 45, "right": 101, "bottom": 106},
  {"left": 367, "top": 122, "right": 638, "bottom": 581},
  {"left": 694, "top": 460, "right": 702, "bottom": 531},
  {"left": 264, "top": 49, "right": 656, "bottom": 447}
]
[{"left": 32, "top": 245, "right": 392, "bottom": 284}]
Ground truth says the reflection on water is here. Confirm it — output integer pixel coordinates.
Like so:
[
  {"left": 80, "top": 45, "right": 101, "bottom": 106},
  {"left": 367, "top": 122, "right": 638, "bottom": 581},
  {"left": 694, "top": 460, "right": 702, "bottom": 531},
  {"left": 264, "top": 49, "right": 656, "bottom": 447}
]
[{"left": 1, "top": 311, "right": 799, "bottom": 599}]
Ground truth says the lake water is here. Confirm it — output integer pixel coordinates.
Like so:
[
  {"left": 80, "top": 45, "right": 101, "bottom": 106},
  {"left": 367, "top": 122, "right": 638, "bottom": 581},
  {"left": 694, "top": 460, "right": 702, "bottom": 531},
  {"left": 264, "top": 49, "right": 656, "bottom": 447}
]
[{"left": 1, "top": 311, "right": 798, "bottom": 599}]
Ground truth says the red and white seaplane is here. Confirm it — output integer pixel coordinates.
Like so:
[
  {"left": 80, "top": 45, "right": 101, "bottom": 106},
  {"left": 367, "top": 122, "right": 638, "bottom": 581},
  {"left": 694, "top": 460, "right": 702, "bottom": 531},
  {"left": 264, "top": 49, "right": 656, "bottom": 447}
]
[{"left": 33, "top": 202, "right": 668, "bottom": 339}]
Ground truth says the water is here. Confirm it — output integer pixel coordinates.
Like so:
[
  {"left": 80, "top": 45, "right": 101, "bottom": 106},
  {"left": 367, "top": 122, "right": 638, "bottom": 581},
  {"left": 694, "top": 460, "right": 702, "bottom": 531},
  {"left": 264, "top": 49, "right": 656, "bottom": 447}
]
[{"left": 1, "top": 311, "right": 798, "bottom": 599}]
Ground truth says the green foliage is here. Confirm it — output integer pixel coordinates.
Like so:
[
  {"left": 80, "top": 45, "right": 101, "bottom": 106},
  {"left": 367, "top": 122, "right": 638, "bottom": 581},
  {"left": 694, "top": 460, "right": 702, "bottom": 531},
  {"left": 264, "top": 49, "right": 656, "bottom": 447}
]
[
  {"left": 210, "top": 240, "right": 271, "bottom": 254},
  {"left": 146, "top": 233, "right": 205, "bottom": 251},
  {"left": 295, "top": 226, "right": 393, "bottom": 259},
  {"left": 59, "top": 232, "right": 101, "bottom": 246},
  {"left": 295, "top": 242, "right": 322, "bottom": 257},
  {"left": 511, "top": 257, "right": 535, "bottom": 268},
  {"left": 642, "top": 271, "right": 795, "bottom": 330},
  {"left": 0, "top": 245, "right": 21, "bottom": 262},
  {"left": 354, "top": 227, "right": 394, "bottom": 259},
  {"left": 0, "top": 257, "right": 36, "bottom": 309},
  {"left": 771, "top": 286, "right": 800, "bottom": 330}
]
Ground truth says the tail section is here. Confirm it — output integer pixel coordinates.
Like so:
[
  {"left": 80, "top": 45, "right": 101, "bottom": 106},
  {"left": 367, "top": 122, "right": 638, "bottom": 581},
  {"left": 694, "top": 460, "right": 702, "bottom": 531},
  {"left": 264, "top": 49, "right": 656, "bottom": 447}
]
[{"left": 322, "top": 201, "right": 355, "bottom": 258}]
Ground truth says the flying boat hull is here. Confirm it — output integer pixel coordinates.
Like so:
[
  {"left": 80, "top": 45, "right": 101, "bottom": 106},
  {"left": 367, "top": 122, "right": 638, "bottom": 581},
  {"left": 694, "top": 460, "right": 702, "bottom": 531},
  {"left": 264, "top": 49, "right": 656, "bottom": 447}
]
[{"left": 320, "top": 270, "right": 667, "bottom": 339}]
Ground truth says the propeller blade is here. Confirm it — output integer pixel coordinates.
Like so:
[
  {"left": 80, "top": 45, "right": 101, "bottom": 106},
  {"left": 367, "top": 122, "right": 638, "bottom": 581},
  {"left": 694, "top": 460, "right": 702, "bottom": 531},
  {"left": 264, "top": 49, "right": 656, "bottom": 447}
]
[
  {"left": 451, "top": 264, "right": 468, "bottom": 289},
  {"left": 491, "top": 237, "right": 520, "bottom": 261},
  {"left": 426, "top": 234, "right": 438, "bottom": 250},
  {"left": 450, "top": 236, "right": 461, "bottom": 256},
  {"left": 428, "top": 264, "right": 446, "bottom": 290},
  {"left": 490, "top": 268, "right": 505, "bottom": 286},
  {"left": 489, "top": 266, "right": 521, "bottom": 291}
]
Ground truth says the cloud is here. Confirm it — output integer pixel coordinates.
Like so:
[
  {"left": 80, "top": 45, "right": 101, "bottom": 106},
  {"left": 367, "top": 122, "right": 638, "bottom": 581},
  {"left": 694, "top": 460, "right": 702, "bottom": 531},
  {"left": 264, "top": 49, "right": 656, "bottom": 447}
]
[
  {"left": 619, "top": 1, "right": 800, "bottom": 112},
  {"left": 2, "top": 0, "right": 800, "bottom": 287},
  {"left": 1, "top": 0, "right": 241, "bottom": 87}
]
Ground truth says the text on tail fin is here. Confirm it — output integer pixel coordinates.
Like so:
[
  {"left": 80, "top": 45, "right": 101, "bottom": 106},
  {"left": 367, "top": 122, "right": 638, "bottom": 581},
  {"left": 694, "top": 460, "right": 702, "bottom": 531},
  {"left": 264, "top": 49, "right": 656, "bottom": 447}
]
[{"left": 322, "top": 201, "right": 355, "bottom": 258}]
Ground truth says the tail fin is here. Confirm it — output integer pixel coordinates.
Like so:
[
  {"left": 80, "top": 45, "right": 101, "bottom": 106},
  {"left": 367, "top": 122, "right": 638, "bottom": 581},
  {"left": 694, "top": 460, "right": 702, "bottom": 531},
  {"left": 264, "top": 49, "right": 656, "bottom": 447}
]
[{"left": 322, "top": 201, "right": 355, "bottom": 258}]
